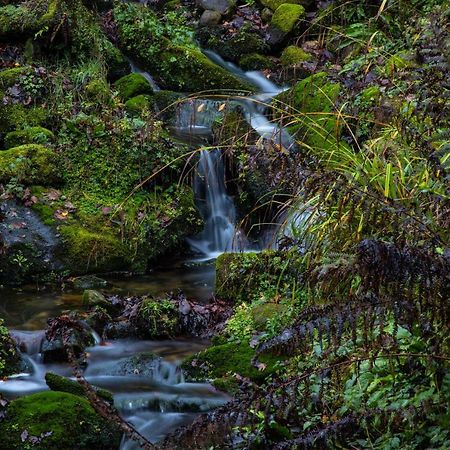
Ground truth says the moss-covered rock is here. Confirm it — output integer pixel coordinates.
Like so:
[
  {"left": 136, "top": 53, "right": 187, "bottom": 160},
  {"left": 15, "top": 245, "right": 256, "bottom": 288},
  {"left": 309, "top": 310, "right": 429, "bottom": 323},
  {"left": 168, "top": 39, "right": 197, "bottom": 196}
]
[
  {"left": 0, "top": 318, "right": 21, "bottom": 377},
  {"left": 82, "top": 289, "right": 109, "bottom": 308},
  {"left": 113, "top": 73, "right": 153, "bottom": 101},
  {"left": 0, "top": 66, "right": 31, "bottom": 89},
  {"left": 157, "top": 46, "right": 253, "bottom": 92},
  {"left": 124, "top": 94, "right": 152, "bottom": 115},
  {"left": 0, "top": 391, "right": 121, "bottom": 449},
  {"left": 0, "top": 0, "right": 60, "bottom": 40},
  {"left": 269, "top": 4, "right": 305, "bottom": 44},
  {"left": 4, "top": 126, "right": 54, "bottom": 149},
  {"left": 280, "top": 45, "right": 311, "bottom": 66},
  {"left": 0, "top": 104, "right": 49, "bottom": 133},
  {"left": 182, "top": 340, "right": 281, "bottom": 384},
  {"left": 58, "top": 224, "right": 132, "bottom": 274},
  {"left": 45, "top": 372, "right": 113, "bottom": 403},
  {"left": 261, "top": 0, "right": 310, "bottom": 12},
  {"left": 103, "top": 40, "right": 130, "bottom": 81},
  {"left": 84, "top": 79, "right": 111, "bottom": 103},
  {"left": 239, "top": 53, "right": 275, "bottom": 71},
  {"left": 0, "top": 144, "right": 60, "bottom": 185},
  {"left": 138, "top": 297, "right": 179, "bottom": 338}
]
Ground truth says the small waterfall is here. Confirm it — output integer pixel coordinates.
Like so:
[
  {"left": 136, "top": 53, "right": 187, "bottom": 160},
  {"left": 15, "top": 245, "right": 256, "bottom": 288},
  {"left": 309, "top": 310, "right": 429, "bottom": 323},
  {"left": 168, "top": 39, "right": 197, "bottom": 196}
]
[
  {"left": 181, "top": 51, "right": 295, "bottom": 258},
  {"left": 127, "top": 57, "right": 160, "bottom": 92},
  {"left": 187, "top": 149, "right": 248, "bottom": 259}
]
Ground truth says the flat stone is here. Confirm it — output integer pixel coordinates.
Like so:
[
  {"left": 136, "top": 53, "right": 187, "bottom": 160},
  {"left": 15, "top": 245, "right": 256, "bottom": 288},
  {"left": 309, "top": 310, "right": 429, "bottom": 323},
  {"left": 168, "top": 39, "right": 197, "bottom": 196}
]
[{"left": 199, "top": 10, "right": 222, "bottom": 27}]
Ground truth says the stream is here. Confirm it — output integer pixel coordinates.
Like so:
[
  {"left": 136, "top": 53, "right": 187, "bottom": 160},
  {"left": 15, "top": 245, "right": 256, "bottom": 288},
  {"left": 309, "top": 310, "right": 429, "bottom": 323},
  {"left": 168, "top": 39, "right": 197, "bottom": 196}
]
[{"left": 0, "top": 51, "right": 289, "bottom": 447}]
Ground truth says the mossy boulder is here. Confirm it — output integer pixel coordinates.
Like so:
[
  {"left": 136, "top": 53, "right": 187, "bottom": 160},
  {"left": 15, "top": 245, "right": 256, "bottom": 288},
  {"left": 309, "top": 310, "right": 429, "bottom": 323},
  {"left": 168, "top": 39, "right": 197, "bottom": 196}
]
[
  {"left": 0, "top": 391, "right": 121, "bottom": 449},
  {"left": 82, "top": 290, "right": 109, "bottom": 308},
  {"left": 280, "top": 45, "right": 311, "bottom": 66},
  {"left": 4, "top": 126, "right": 54, "bottom": 149},
  {"left": 269, "top": 4, "right": 305, "bottom": 44},
  {"left": 84, "top": 79, "right": 111, "bottom": 103},
  {"left": 58, "top": 224, "right": 132, "bottom": 275},
  {"left": 157, "top": 46, "right": 253, "bottom": 92},
  {"left": 0, "top": 0, "right": 60, "bottom": 40},
  {"left": 114, "top": 73, "right": 153, "bottom": 101},
  {"left": 0, "top": 104, "right": 49, "bottom": 133},
  {"left": 239, "top": 53, "right": 275, "bottom": 71},
  {"left": 0, "top": 318, "right": 21, "bottom": 377},
  {"left": 124, "top": 94, "right": 152, "bottom": 115},
  {"left": 0, "top": 66, "right": 31, "bottom": 89},
  {"left": 0, "top": 199, "right": 61, "bottom": 286},
  {"left": 182, "top": 340, "right": 282, "bottom": 384},
  {"left": 261, "top": 0, "right": 311, "bottom": 12},
  {"left": 0, "top": 144, "right": 60, "bottom": 185},
  {"left": 103, "top": 41, "right": 130, "bottom": 81},
  {"left": 45, "top": 372, "right": 113, "bottom": 403},
  {"left": 137, "top": 297, "right": 179, "bottom": 338}
]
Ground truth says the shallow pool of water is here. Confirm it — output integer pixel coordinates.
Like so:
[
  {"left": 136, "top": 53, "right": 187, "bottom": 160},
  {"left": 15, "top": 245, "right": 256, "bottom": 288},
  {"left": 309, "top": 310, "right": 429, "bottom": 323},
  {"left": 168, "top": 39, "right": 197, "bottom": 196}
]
[{"left": 0, "top": 260, "right": 215, "bottom": 330}]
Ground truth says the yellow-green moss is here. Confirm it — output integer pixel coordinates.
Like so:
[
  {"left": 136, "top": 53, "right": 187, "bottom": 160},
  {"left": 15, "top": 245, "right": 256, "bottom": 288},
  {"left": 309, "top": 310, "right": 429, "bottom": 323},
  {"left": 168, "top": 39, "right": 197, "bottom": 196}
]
[
  {"left": 59, "top": 224, "right": 131, "bottom": 274},
  {"left": 84, "top": 79, "right": 111, "bottom": 103},
  {"left": 271, "top": 4, "right": 305, "bottom": 34},
  {"left": 5, "top": 126, "right": 54, "bottom": 149},
  {"left": 113, "top": 73, "right": 153, "bottom": 101},
  {"left": 0, "top": 0, "right": 59, "bottom": 39},
  {"left": 0, "top": 391, "right": 121, "bottom": 449},
  {"left": 0, "top": 144, "right": 60, "bottom": 185},
  {"left": 0, "top": 66, "right": 30, "bottom": 89},
  {"left": 261, "top": 0, "right": 307, "bottom": 12},
  {"left": 182, "top": 340, "right": 282, "bottom": 384},
  {"left": 158, "top": 46, "right": 254, "bottom": 92},
  {"left": 124, "top": 94, "right": 152, "bottom": 115},
  {"left": 0, "top": 104, "right": 49, "bottom": 133},
  {"left": 280, "top": 45, "right": 311, "bottom": 66},
  {"left": 0, "top": 318, "right": 21, "bottom": 377},
  {"left": 384, "top": 52, "right": 414, "bottom": 76}
]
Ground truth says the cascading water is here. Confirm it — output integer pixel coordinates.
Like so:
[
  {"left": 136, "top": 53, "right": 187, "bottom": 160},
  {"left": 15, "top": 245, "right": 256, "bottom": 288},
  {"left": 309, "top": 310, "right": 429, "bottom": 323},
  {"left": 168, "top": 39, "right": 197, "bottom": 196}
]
[
  {"left": 179, "top": 50, "right": 294, "bottom": 258},
  {"left": 187, "top": 149, "right": 248, "bottom": 258}
]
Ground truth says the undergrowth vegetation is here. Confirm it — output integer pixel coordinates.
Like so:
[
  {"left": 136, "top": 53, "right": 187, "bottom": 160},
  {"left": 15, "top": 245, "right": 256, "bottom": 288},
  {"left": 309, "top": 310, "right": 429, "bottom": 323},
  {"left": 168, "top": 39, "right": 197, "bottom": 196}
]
[{"left": 159, "top": 1, "right": 450, "bottom": 449}]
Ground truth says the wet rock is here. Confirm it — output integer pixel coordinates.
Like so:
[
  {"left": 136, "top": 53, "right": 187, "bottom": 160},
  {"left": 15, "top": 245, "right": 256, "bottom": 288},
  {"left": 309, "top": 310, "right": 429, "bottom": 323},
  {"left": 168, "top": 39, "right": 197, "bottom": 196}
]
[
  {"left": 42, "top": 315, "right": 95, "bottom": 363},
  {"left": 197, "top": 0, "right": 235, "bottom": 14},
  {"left": 72, "top": 275, "right": 109, "bottom": 290},
  {"left": 199, "top": 10, "right": 222, "bottom": 27},
  {"left": 268, "top": 4, "right": 305, "bottom": 45},
  {"left": 45, "top": 372, "right": 114, "bottom": 403},
  {"left": 0, "top": 391, "right": 121, "bottom": 449},
  {"left": 82, "top": 290, "right": 109, "bottom": 308},
  {"left": 103, "top": 319, "right": 137, "bottom": 339},
  {"left": 0, "top": 200, "right": 61, "bottom": 286},
  {"left": 97, "top": 352, "right": 162, "bottom": 377}
]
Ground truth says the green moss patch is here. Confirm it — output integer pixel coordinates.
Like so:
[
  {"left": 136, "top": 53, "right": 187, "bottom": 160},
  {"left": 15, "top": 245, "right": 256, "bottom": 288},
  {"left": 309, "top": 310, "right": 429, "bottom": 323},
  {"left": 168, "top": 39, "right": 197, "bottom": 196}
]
[
  {"left": 280, "top": 45, "right": 311, "bottom": 66},
  {"left": 5, "top": 126, "right": 54, "bottom": 149},
  {"left": 0, "top": 144, "right": 60, "bottom": 185},
  {"left": 261, "top": 0, "right": 308, "bottom": 12},
  {"left": 182, "top": 340, "right": 282, "bottom": 384},
  {"left": 0, "top": 391, "right": 121, "bottom": 449},
  {"left": 114, "top": 73, "right": 153, "bottom": 101},
  {"left": 271, "top": 4, "right": 305, "bottom": 34}
]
